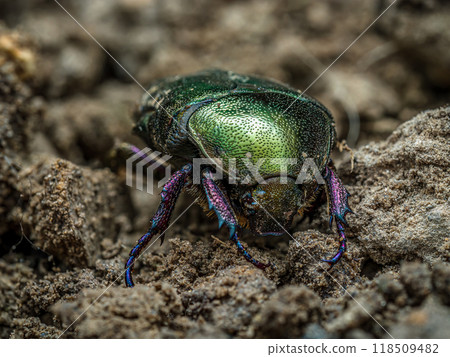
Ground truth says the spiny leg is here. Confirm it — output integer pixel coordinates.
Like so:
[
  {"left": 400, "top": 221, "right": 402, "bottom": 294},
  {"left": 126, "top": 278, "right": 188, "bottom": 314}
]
[
  {"left": 201, "top": 168, "right": 270, "bottom": 269},
  {"left": 125, "top": 164, "right": 192, "bottom": 287},
  {"left": 322, "top": 165, "right": 353, "bottom": 268}
]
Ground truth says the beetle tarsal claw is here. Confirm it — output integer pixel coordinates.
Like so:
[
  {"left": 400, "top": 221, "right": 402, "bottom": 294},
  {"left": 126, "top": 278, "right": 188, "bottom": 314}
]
[
  {"left": 231, "top": 232, "right": 271, "bottom": 270},
  {"left": 321, "top": 259, "right": 335, "bottom": 270}
]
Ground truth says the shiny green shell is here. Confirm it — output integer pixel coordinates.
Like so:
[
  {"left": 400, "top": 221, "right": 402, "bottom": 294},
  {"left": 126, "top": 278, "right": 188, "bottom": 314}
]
[{"left": 134, "top": 69, "right": 335, "bottom": 182}]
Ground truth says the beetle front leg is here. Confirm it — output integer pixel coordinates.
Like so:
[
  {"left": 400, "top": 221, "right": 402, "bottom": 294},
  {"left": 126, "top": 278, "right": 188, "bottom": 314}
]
[
  {"left": 322, "top": 165, "right": 353, "bottom": 269},
  {"left": 125, "top": 164, "right": 192, "bottom": 287},
  {"left": 201, "top": 168, "right": 270, "bottom": 269}
]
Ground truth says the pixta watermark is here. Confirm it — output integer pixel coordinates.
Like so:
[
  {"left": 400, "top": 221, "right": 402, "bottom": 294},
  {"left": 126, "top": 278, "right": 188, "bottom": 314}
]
[{"left": 126, "top": 148, "right": 325, "bottom": 194}]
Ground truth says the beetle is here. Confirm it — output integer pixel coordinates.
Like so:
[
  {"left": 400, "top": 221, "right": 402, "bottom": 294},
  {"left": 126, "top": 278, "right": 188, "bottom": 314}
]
[{"left": 124, "top": 69, "right": 352, "bottom": 287}]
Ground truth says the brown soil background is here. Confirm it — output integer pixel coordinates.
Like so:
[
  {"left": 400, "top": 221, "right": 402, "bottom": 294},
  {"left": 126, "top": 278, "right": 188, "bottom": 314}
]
[{"left": 0, "top": 0, "right": 449, "bottom": 338}]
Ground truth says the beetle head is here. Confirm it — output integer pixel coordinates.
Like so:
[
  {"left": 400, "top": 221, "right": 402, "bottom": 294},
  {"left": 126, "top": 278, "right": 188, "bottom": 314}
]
[{"left": 241, "top": 177, "right": 301, "bottom": 236}]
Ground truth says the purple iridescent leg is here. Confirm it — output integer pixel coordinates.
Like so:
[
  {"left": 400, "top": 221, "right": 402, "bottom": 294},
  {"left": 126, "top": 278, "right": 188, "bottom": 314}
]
[
  {"left": 125, "top": 164, "right": 192, "bottom": 287},
  {"left": 322, "top": 166, "right": 353, "bottom": 268},
  {"left": 201, "top": 169, "right": 270, "bottom": 269},
  {"left": 122, "top": 143, "right": 169, "bottom": 177}
]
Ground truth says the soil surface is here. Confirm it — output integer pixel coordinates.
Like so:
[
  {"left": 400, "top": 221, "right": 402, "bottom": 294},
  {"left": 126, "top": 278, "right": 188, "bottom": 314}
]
[{"left": 0, "top": 0, "right": 449, "bottom": 339}]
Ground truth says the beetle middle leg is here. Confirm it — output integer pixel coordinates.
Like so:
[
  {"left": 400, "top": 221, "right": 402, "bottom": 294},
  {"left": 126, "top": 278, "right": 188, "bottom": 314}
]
[
  {"left": 201, "top": 168, "right": 270, "bottom": 269},
  {"left": 125, "top": 163, "right": 192, "bottom": 287},
  {"left": 322, "top": 165, "right": 353, "bottom": 269}
]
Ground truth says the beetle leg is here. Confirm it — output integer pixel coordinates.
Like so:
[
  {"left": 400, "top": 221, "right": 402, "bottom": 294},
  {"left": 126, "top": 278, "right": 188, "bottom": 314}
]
[
  {"left": 125, "top": 164, "right": 192, "bottom": 287},
  {"left": 120, "top": 143, "right": 170, "bottom": 177},
  {"left": 229, "top": 232, "right": 271, "bottom": 269},
  {"left": 322, "top": 166, "right": 353, "bottom": 269},
  {"left": 201, "top": 168, "right": 270, "bottom": 269}
]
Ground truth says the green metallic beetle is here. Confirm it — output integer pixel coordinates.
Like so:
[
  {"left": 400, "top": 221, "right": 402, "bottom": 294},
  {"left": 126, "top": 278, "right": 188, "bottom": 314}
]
[{"left": 125, "top": 69, "right": 352, "bottom": 287}]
